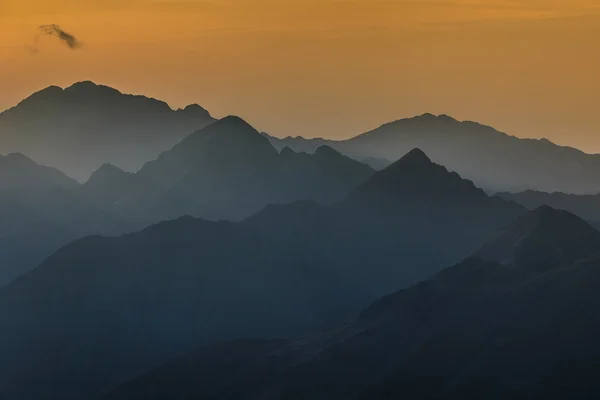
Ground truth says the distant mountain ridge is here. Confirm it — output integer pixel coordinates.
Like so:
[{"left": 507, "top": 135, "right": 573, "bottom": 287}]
[
  {"left": 0, "top": 81, "right": 215, "bottom": 180},
  {"left": 498, "top": 190, "right": 600, "bottom": 224},
  {"left": 4, "top": 82, "right": 600, "bottom": 193},
  {"left": 267, "top": 113, "right": 600, "bottom": 194}
]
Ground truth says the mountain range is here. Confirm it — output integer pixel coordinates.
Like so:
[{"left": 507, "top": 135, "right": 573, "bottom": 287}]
[
  {"left": 267, "top": 113, "right": 600, "bottom": 194},
  {"left": 103, "top": 206, "right": 600, "bottom": 400},
  {"left": 3, "top": 82, "right": 600, "bottom": 399},
  {"left": 4, "top": 82, "right": 600, "bottom": 195},
  {"left": 0, "top": 148, "right": 522, "bottom": 400},
  {"left": 0, "top": 81, "right": 215, "bottom": 181},
  {"left": 100, "top": 115, "right": 375, "bottom": 223},
  {"left": 0, "top": 152, "right": 128, "bottom": 285},
  {"left": 0, "top": 116, "right": 373, "bottom": 285}
]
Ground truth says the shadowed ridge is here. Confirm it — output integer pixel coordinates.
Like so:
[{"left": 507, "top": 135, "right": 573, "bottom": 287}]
[
  {"left": 348, "top": 148, "right": 487, "bottom": 208},
  {"left": 475, "top": 205, "right": 600, "bottom": 272}
]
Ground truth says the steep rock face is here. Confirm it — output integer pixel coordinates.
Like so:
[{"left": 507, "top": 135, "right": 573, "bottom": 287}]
[{"left": 0, "top": 81, "right": 215, "bottom": 180}]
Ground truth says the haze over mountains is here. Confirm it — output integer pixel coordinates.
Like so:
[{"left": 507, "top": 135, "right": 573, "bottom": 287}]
[
  {"left": 2, "top": 82, "right": 600, "bottom": 399},
  {"left": 101, "top": 115, "right": 374, "bottom": 223},
  {"left": 104, "top": 207, "right": 600, "bottom": 400},
  {"left": 3, "top": 82, "right": 600, "bottom": 194},
  {"left": 0, "top": 152, "right": 128, "bottom": 285},
  {"left": 0, "top": 149, "right": 522, "bottom": 400},
  {"left": 498, "top": 190, "right": 600, "bottom": 225},
  {"left": 0, "top": 81, "right": 215, "bottom": 181},
  {"left": 0, "top": 112, "right": 373, "bottom": 284},
  {"left": 268, "top": 113, "right": 600, "bottom": 194}
]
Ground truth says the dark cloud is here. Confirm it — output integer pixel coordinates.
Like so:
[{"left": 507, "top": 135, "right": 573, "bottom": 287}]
[{"left": 35, "top": 25, "right": 83, "bottom": 50}]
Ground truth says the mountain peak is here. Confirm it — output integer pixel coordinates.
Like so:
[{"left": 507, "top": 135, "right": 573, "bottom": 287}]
[
  {"left": 280, "top": 146, "right": 297, "bottom": 157},
  {"left": 475, "top": 206, "right": 600, "bottom": 272},
  {"left": 1, "top": 152, "right": 39, "bottom": 169},
  {"left": 88, "top": 163, "right": 129, "bottom": 178},
  {"left": 167, "top": 114, "right": 278, "bottom": 168},
  {"left": 64, "top": 81, "right": 121, "bottom": 97},
  {"left": 179, "top": 104, "right": 211, "bottom": 118},
  {"left": 349, "top": 148, "right": 488, "bottom": 209},
  {"left": 315, "top": 145, "right": 342, "bottom": 158},
  {"left": 414, "top": 113, "right": 457, "bottom": 123},
  {"left": 66, "top": 80, "right": 99, "bottom": 89},
  {"left": 218, "top": 115, "right": 253, "bottom": 128},
  {"left": 398, "top": 147, "right": 431, "bottom": 164}
]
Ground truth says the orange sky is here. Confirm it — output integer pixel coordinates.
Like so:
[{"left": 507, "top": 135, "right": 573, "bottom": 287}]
[{"left": 1, "top": 0, "right": 599, "bottom": 151}]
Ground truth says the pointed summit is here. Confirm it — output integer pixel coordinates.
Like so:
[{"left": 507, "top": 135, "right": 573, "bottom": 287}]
[
  {"left": 85, "top": 163, "right": 135, "bottom": 204},
  {"left": 397, "top": 147, "right": 431, "bottom": 164},
  {"left": 214, "top": 115, "right": 257, "bottom": 131},
  {"left": 475, "top": 206, "right": 600, "bottom": 272},
  {"left": 155, "top": 115, "right": 278, "bottom": 171},
  {"left": 315, "top": 145, "right": 343, "bottom": 158},
  {"left": 349, "top": 148, "right": 487, "bottom": 208}
]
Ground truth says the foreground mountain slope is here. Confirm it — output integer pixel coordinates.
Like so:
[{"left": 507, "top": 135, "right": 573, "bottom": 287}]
[
  {"left": 0, "top": 81, "right": 215, "bottom": 180},
  {"left": 0, "top": 149, "right": 522, "bottom": 399},
  {"left": 104, "top": 207, "right": 600, "bottom": 400},
  {"left": 268, "top": 113, "right": 600, "bottom": 193}
]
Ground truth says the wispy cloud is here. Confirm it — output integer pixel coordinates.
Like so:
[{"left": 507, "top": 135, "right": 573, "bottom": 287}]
[{"left": 29, "top": 24, "right": 83, "bottom": 52}]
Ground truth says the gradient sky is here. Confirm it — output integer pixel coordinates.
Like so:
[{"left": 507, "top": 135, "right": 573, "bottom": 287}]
[{"left": 1, "top": 0, "right": 599, "bottom": 151}]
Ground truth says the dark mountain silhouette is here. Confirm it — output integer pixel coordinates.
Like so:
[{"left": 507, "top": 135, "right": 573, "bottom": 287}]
[
  {"left": 94, "top": 116, "right": 375, "bottom": 223},
  {"left": 0, "top": 81, "right": 215, "bottom": 180},
  {"left": 349, "top": 148, "right": 489, "bottom": 209},
  {"left": 498, "top": 190, "right": 600, "bottom": 224},
  {"left": 0, "top": 153, "right": 126, "bottom": 285},
  {"left": 0, "top": 149, "right": 522, "bottom": 399},
  {"left": 266, "top": 113, "right": 600, "bottom": 194},
  {"left": 0, "top": 117, "right": 374, "bottom": 285},
  {"left": 475, "top": 205, "right": 600, "bottom": 272},
  {"left": 104, "top": 207, "right": 600, "bottom": 400}
]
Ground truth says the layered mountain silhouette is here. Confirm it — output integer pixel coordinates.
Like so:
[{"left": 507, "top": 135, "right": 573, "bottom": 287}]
[
  {"left": 498, "top": 190, "right": 600, "bottom": 224},
  {"left": 5, "top": 82, "right": 600, "bottom": 193},
  {"left": 0, "top": 149, "right": 522, "bottom": 399},
  {"left": 0, "top": 153, "right": 126, "bottom": 285},
  {"left": 91, "top": 115, "right": 375, "bottom": 223},
  {"left": 0, "top": 116, "right": 374, "bottom": 284},
  {"left": 104, "top": 207, "right": 600, "bottom": 400},
  {"left": 0, "top": 81, "right": 215, "bottom": 180},
  {"left": 267, "top": 113, "right": 600, "bottom": 194},
  {"left": 475, "top": 205, "right": 600, "bottom": 272}
]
